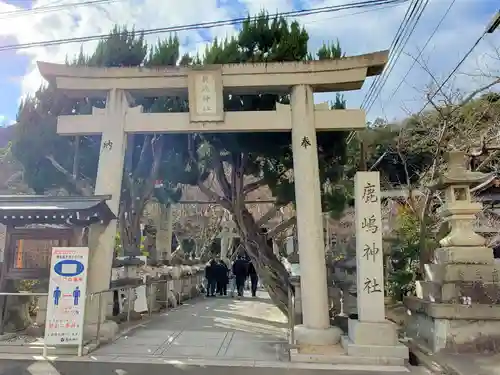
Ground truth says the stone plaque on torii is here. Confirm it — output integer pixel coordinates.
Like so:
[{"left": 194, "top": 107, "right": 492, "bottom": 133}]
[{"left": 37, "top": 51, "right": 388, "bottom": 354}]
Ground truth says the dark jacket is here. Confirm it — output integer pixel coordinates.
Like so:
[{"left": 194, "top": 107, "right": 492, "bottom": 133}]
[
  {"left": 214, "top": 261, "right": 228, "bottom": 283},
  {"left": 219, "top": 260, "right": 229, "bottom": 283},
  {"left": 205, "top": 260, "right": 216, "bottom": 279},
  {"left": 232, "top": 259, "right": 248, "bottom": 279},
  {"left": 247, "top": 262, "right": 257, "bottom": 277}
]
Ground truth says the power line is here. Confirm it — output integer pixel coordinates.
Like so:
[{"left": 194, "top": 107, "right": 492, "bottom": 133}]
[
  {"left": 362, "top": 0, "right": 429, "bottom": 113},
  {"left": 363, "top": 0, "right": 429, "bottom": 113},
  {"left": 421, "top": 12, "right": 499, "bottom": 109},
  {"left": 346, "top": 0, "right": 426, "bottom": 144},
  {"left": 359, "top": 0, "right": 419, "bottom": 110},
  {"left": 383, "top": 0, "right": 457, "bottom": 105},
  {"left": 0, "top": 0, "right": 408, "bottom": 52},
  {"left": 414, "top": 12, "right": 500, "bottom": 116},
  {"left": 303, "top": 1, "right": 405, "bottom": 27},
  {"left": 0, "top": 0, "right": 122, "bottom": 19},
  {"left": 416, "top": 30, "right": 488, "bottom": 116}
]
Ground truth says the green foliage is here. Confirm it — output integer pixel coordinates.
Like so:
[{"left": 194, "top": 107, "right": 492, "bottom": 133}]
[
  {"left": 386, "top": 207, "right": 420, "bottom": 300},
  {"left": 386, "top": 206, "right": 436, "bottom": 301},
  {"left": 114, "top": 231, "right": 123, "bottom": 256},
  {"left": 78, "top": 26, "right": 148, "bottom": 67},
  {"left": 114, "top": 231, "right": 148, "bottom": 256}
]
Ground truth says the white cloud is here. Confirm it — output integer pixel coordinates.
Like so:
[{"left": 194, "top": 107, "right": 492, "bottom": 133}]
[{"left": 0, "top": 0, "right": 499, "bottom": 121}]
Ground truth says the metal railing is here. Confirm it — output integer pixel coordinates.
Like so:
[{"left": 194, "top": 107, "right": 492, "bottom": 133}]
[
  {"left": 0, "top": 274, "right": 204, "bottom": 355},
  {"left": 287, "top": 285, "right": 295, "bottom": 346},
  {"left": 87, "top": 279, "right": 175, "bottom": 346}
]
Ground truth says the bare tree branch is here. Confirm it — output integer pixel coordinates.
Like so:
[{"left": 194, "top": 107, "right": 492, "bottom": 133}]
[
  {"left": 267, "top": 216, "right": 296, "bottom": 239},
  {"left": 256, "top": 204, "right": 286, "bottom": 227},
  {"left": 459, "top": 78, "right": 500, "bottom": 106},
  {"left": 45, "top": 155, "right": 93, "bottom": 196}
]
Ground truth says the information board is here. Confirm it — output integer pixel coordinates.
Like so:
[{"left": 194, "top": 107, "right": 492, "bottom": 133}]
[{"left": 44, "top": 247, "right": 89, "bottom": 346}]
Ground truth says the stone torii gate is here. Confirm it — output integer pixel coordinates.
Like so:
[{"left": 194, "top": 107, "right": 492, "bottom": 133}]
[{"left": 38, "top": 51, "right": 388, "bottom": 349}]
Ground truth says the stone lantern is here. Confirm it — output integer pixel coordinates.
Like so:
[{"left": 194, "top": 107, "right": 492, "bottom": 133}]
[
  {"left": 434, "top": 151, "right": 489, "bottom": 249},
  {"left": 146, "top": 200, "right": 173, "bottom": 262},
  {"left": 405, "top": 151, "right": 500, "bottom": 354}
]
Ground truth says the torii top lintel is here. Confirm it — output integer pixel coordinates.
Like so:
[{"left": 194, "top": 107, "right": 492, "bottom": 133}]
[{"left": 37, "top": 50, "right": 388, "bottom": 98}]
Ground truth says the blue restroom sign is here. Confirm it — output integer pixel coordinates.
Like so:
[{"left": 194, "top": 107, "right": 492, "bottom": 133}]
[
  {"left": 44, "top": 247, "right": 89, "bottom": 347},
  {"left": 54, "top": 259, "right": 85, "bottom": 277}
]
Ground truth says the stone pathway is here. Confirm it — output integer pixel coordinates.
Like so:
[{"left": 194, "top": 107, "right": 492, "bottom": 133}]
[{"left": 92, "top": 290, "right": 290, "bottom": 362}]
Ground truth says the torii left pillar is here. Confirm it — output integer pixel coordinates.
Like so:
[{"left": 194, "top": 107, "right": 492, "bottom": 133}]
[{"left": 84, "top": 89, "right": 138, "bottom": 340}]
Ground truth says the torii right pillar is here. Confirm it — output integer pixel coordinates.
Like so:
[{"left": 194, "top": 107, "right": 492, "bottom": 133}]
[
  {"left": 290, "top": 85, "right": 407, "bottom": 366},
  {"left": 291, "top": 85, "right": 342, "bottom": 347}
]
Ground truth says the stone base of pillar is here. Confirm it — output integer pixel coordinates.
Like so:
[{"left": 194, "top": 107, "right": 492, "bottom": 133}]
[
  {"left": 83, "top": 320, "right": 119, "bottom": 344},
  {"left": 290, "top": 322, "right": 407, "bottom": 369},
  {"left": 339, "top": 318, "right": 408, "bottom": 366},
  {"left": 294, "top": 324, "right": 342, "bottom": 346}
]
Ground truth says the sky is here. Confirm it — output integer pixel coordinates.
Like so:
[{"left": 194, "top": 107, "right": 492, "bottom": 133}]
[{"left": 0, "top": 0, "right": 498, "bottom": 127}]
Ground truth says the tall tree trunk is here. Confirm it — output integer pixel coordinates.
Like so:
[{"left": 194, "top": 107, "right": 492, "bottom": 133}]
[
  {"left": 119, "top": 198, "right": 144, "bottom": 256},
  {"left": 237, "top": 207, "right": 292, "bottom": 316},
  {"left": 195, "top": 154, "right": 292, "bottom": 316}
]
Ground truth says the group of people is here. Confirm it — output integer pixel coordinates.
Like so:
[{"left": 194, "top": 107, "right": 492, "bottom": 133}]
[{"left": 205, "top": 255, "right": 259, "bottom": 298}]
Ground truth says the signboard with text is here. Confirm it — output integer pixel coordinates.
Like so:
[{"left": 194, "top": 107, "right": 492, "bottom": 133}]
[
  {"left": 44, "top": 247, "right": 89, "bottom": 346},
  {"left": 187, "top": 70, "right": 224, "bottom": 122},
  {"left": 355, "top": 172, "right": 385, "bottom": 322}
]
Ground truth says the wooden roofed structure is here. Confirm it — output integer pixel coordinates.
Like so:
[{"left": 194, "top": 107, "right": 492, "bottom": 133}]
[{"left": 0, "top": 195, "right": 115, "bottom": 333}]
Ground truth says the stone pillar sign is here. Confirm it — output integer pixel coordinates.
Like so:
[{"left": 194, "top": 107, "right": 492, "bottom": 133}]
[
  {"left": 355, "top": 172, "right": 385, "bottom": 321},
  {"left": 341, "top": 171, "right": 408, "bottom": 366}
]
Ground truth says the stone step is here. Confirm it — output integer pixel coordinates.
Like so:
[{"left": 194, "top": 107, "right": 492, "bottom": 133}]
[
  {"left": 290, "top": 346, "right": 406, "bottom": 367},
  {"left": 424, "top": 263, "right": 500, "bottom": 283},
  {"left": 340, "top": 336, "right": 409, "bottom": 361},
  {"left": 404, "top": 296, "right": 500, "bottom": 320},
  {"left": 416, "top": 280, "right": 500, "bottom": 304}
]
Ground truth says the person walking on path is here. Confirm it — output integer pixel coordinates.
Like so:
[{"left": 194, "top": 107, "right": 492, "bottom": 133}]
[
  {"left": 247, "top": 261, "right": 259, "bottom": 297},
  {"left": 232, "top": 255, "right": 248, "bottom": 297},
  {"left": 205, "top": 259, "right": 217, "bottom": 297},
  {"left": 215, "top": 259, "right": 229, "bottom": 296}
]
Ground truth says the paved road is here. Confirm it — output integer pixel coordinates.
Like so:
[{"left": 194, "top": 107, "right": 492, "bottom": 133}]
[
  {"left": 0, "top": 359, "right": 431, "bottom": 375},
  {"left": 93, "top": 291, "right": 290, "bottom": 362},
  {"left": 0, "top": 291, "right": 432, "bottom": 374}
]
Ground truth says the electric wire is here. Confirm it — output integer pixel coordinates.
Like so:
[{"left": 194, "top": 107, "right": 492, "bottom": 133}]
[
  {"left": 383, "top": 0, "right": 457, "bottom": 106},
  {"left": 0, "top": 0, "right": 122, "bottom": 19},
  {"left": 346, "top": 0, "right": 428, "bottom": 144},
  {"left": 416, "top": 28, "right": 489, "bottom": 116},
  {"left": 362, "top": 0, "right": 429, "bottom": 114},
  {"left": 0, "top": 0, "right": 408, "bottom": 51},
  {"left": 359, "top": 0, "right": 420, "bottom": 110}
]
